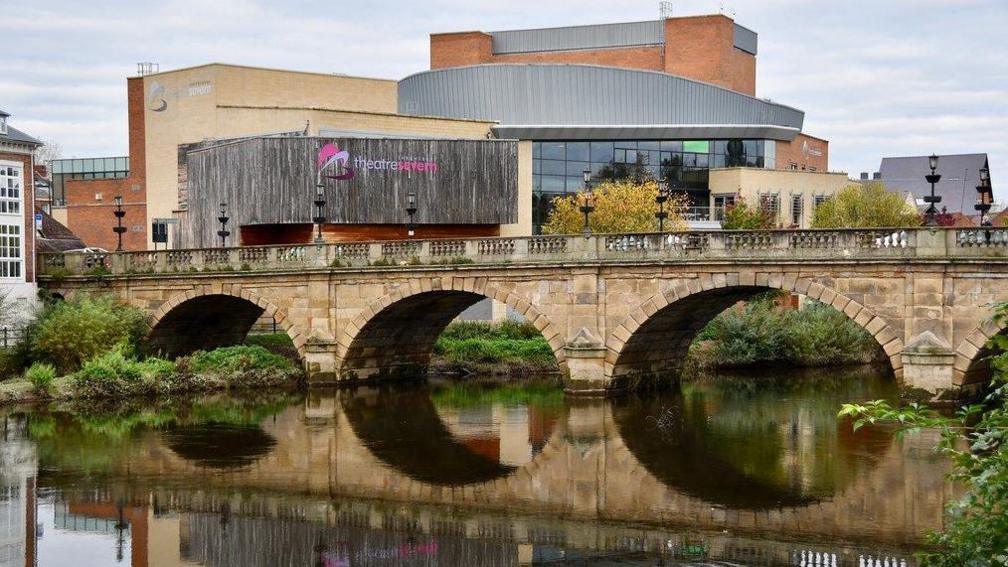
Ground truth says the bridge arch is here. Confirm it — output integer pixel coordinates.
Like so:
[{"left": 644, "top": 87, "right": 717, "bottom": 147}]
[
  {"left": 954, "top": 318, "right": 1004, "bottom": 387},
  {"left": 604, "top": 273, "right": 904, "bottom": 387},
  {"left": 147, "top": 287, "right": 306, "bottom": 360},
  {"left": 336, "top": 277, "right": 566, "bottom": 380}
]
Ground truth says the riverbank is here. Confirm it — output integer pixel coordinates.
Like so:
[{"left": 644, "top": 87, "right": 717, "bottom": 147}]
[{"left": 430, "top": 321, "right": 560, "bottom": 376}]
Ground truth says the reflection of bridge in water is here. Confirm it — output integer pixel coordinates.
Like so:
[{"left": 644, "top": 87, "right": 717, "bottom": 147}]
[{"left": 18, "top": 383, "right": 948, "bottom": 566}]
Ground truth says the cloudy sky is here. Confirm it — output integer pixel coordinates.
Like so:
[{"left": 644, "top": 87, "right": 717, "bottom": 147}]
[{"left": 7, "top": 0, "right": 1006, "bottom": 184}]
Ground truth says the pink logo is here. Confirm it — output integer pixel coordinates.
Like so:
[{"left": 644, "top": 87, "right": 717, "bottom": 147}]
[{"left": 318, "top": 142, "right": 354, "bottom": 180}]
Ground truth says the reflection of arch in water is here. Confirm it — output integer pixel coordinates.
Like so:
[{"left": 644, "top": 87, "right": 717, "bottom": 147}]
[
  {"left": 611, "top": 371, "right": 895, "bottom": 509},
  {"left": 163, "top": 424, "right": 277, "bottom": 470},
  {"left": 339, "top": 384, "right": 522, "bottom": 485}
]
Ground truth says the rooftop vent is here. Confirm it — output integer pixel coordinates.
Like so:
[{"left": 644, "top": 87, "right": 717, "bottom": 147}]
[{"left": 136, "top": 62, "right": 160, "bottom": 76}]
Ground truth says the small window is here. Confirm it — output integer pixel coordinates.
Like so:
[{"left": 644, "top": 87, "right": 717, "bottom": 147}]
[
  {"left": 789, "top": 162, "right": 799, "bottom": 171},
  {"left": 0, "top": 116, "right": 6, "bottom": 135},
  {"left": 791, "top": 194, "right": 804, "bottom": 226}
]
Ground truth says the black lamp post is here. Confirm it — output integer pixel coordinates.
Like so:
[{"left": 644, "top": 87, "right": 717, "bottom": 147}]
[
  {"left": 976, "top": 166, "right": 993, "bottom": 227},
  {"left": 655, "top": 181, "right": 669, "bottom": 233},
  {"left": 923, "top": 154, "right": 942, "bottom": 226},
  {"left": 313, "top": 180, "right": 326, "bottom": 244},
  {"left": 405, "top": 192, "right": 417, "bottom": 238},
  {"left": 217, "top": 202, "right": 230, "bottom": 248},
  {"left": 580, "top": 169, "right": 595, "bottom": 238},
  {"left": 112, "top": 195, "right": 126, "bottom": 252}
]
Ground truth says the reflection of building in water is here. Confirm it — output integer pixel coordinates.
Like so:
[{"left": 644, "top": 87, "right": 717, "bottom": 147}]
[
  {"left": 0, "top": 416, "right": 36, "bottom": 567},
  {"left": 436, "top": 403, "right": 558, "bottom": 467}
]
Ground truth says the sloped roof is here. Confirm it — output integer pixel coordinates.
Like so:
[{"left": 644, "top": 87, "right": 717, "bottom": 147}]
[
  {"left": 36, "top": 211, "right": 86, "bottom": 253},
  {"left": 878, "top": 154, "right": 990, "bottom": 215},
  {"left": 2, "top": 124, "right": 42, "bottom": 147}
]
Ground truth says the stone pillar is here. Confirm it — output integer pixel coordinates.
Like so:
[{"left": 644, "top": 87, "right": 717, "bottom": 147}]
[
  {"left": 563, "top": 327, "right": 608, "bottom": 395},
  {"left": 901, "top": 331, "right": 955, "bottom": 394},
  {"left": 303, "top": 334, "right": 340, "bottom": 384}
]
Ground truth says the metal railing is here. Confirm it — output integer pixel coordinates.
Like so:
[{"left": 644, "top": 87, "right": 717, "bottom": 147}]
[{"left": 35, "top": 228, "right": 1008, "bottom": 278}]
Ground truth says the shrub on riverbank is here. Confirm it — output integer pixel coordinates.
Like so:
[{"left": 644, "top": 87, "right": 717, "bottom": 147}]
[
  {"left": 73, "top": 346, "right": 178, "bottom": 398},
  {"left": 432, "top": 321, "right": 558, "bottom": 375},
  {"left": 32, "top": 295, "right": 147, "bottom": 373},
  {"left": 243, "top": 332, "right": 299, "bottom": 361},
  {"left": 24, "top": 362, "right": 56, "bottom": 394},
  {"left": 690, "top": 296, "right": 881, "bottom": 368},
  {"left": 186, "top": 345, "right": 296, "bottom": 375}
]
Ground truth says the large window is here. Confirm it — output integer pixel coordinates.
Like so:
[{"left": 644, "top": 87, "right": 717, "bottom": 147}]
[
  {"left": 0, "top": 165, "right": 21, "bottom": 215},
  {"left": 50, "top": 157, "right": 129, "bottom": 207},
  {"left": 0, "top": 225, "right": 21, "bottom": 278},
  {"left": 531, "top": 139, "right": 773, "bottom": 233}
]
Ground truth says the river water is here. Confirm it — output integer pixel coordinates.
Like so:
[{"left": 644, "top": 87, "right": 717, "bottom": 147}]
[{"left": 0, "top": 366, "right": 949, "bottom": 566}]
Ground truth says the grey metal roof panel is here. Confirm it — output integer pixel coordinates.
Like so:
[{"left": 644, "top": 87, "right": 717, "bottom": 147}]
[
  {"left": 733, "top": 24, "right": 758, "bottom": 55},
  {"left": 398, "top": 64, "right": 803, "bottom": 134},
  {"left": 490, "top": 20, "right": 664, "bottom": 54},
  {"left": 0, "top": 109, "right": 9, "bottom": 118},
  {"left": 2, "top": 124, "right": 42, "bottom": 147},
  {"left": 493, "top": 124, "right": 799, "bottom": 141},
  {"left": 878, "top": 153, "right": 991, "bottom": 214}
]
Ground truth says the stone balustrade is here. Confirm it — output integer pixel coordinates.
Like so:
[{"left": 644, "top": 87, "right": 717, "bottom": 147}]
[{"left": 37, "top": 227, "right": 1008, "bottom": 277}]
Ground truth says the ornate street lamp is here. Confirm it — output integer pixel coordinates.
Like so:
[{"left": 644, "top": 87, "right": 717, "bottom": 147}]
[
  {"left": 112, "top": 195, "right": 127, "bottom": 252},
  {"left": 405, "top": 192, "right": 417, "bottom": 238},
  {"left": 313, "top": 180, "right": 326, "bottom": 244},
  {"left": 923, "top": 154, "right": 942, "bottom": 226},
  {"left": 217, "top": 202, "right": 230, "bottom": 248},
  {"left": 655, "top": 180, "right": 670, "bottom": 233},
  {"left": 976, "top": 166, "right": 993, "bottom": 227},
  {"left": 580, "top": 169, "right": 595, "bottom": 238}
]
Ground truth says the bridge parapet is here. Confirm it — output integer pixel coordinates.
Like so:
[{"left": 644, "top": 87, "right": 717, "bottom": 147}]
[{"left": 36, "top": 228, "right": 1008, "bottom": 277}]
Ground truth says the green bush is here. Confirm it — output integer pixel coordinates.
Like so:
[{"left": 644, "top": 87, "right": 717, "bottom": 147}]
[
  {"left": 186, "top": 345, "right": 295, "bottom": 375},
  {"left": 24, "top": 362, "right": 57, "bottom": 393},
  {"left": 32, "top": 295, "right": 147, "bottom": 373},
  {"left": 73, "top": 345, "right": 177, "bottom": 398},
  {"left": 439, "top": 320, "right": 542, "bottom": 341},
  {"left": 693, "top": 296, "right": 880, "bottom": 367}
]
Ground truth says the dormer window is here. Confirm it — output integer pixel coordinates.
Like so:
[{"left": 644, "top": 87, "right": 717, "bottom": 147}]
[{"left": 0, "top": 116, "right": 6, "bottom": 135}]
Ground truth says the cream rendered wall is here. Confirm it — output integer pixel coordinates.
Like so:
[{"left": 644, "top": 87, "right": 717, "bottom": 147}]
[
  {"left": 141, "top": 64, "right": 402, "bottom": 248},
  {"left": 500, "top": 140, "right": 533, "bottom": 237},
  {"left": 709, "top": 167, "right": 854, "bottom": 228}
]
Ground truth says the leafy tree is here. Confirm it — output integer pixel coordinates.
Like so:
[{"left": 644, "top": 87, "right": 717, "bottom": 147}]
[
  {"left": 721, "top": 195, "right": 774, "bottom": 230},
  {"left": 840, "top": 302, "right": 1008, "bottom": 565},
  {"left": 542, "top": 178, "right": 689, "bottom": 235},
  {"left": 31, "top": 295, "right": 148, "bottom": 373},
  {"left": 812, "top": 182, "right": 922, "bottom": 228}
]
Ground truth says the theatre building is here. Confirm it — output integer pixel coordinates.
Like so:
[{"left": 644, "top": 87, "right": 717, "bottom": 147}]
[{"left": 58, "top": 11, "right": 835, "bottom": 250}]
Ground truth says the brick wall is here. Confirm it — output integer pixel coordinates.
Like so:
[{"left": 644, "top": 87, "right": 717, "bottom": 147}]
[
  {"left": 429, "top": 15, "right": 756, "bottom": 95},
  {"left": 65, "top": 76, "right": 148, "bottom": 250},
  {"left": 776, "top": 134, "right": 829, "bottom": 173},
  {"left": 0, "top": 150, "right": 35, "bottom": 283},
  {"left": 663, "top": 15, "right": 755, "bottom": 95}
]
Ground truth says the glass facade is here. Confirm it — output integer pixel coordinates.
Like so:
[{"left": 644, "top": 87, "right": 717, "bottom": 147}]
[
  {"left": 532, "top": 139, "right": 775, "bottom": 233},
  {"left": 50, "top": 157, "right": 129, "bottom": 207}
]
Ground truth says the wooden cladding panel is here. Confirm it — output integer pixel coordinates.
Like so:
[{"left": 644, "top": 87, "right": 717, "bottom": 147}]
[{"left": 180, "top": 137, "right": 517, "bottom": 248}]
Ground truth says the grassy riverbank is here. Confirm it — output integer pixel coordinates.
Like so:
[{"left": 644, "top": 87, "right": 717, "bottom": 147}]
[
  {"left": 431, "top": 321, "right": 560, "bottom": 376},
  {"left": 687, "top": 295, "right": 883, "bottom": 370}
]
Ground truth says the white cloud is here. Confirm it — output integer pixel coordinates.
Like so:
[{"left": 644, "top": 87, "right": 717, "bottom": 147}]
[{"left": 6, "top": 0, "right": 1007, "bottom": 191}]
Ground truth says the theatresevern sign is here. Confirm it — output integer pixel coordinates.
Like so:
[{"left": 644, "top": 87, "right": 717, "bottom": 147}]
[{"left": 352, "top": 156, "right": 439, "bottom": 173}]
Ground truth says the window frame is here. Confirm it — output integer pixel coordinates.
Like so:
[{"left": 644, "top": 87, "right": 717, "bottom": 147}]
[{"left": 0, "top": 162, "right": 22, "bottom": 216}]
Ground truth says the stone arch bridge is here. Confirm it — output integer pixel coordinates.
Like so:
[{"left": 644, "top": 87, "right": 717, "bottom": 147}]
[{"left": 39, "top": 228, "right": 1008, "bottom": 394}]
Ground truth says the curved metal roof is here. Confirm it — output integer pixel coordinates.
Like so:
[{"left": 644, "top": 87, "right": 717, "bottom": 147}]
[{"left": 398, "top": 64, "right": 804, "bottom": 141}]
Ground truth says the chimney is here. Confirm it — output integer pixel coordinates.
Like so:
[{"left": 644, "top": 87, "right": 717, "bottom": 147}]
[
  {"left": 873, "top": 172, "right": 881, "bottom": 180},
  {"left": 860, "top": 172, "right": 869, "bottom": 181}
]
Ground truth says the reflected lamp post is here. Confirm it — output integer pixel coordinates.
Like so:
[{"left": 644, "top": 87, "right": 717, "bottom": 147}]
[
  {"left": 112, "top": 195, "right": 126, "bottom": 252},
  {"left": 655, "top": 180, "right": 670, "bottom": 233},
  {"left": 580, "top": 169, "right": 595, "bottom": 238},
  {"left": 923, "top": 154, "right": 942, "bottom": 226},
  {"left": 976, "top": 166, "right": 993, "bottom": 227},
  {"left": 313, "top": 179, "right": 326, "bottom": 244},
  {"left": 405, "top": 192, "right": 417, "bottom": 238},
  {"left": 217, "top": 202, "right": 230, "bottom": 248}
]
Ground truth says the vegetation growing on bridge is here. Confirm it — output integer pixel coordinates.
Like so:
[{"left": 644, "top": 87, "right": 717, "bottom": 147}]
[
  {"left": 840, "top": 301, "right": 1008, "bottom": 565},
  {"left": 689, "top": 294, "right": 882, "bottom": 369}
]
